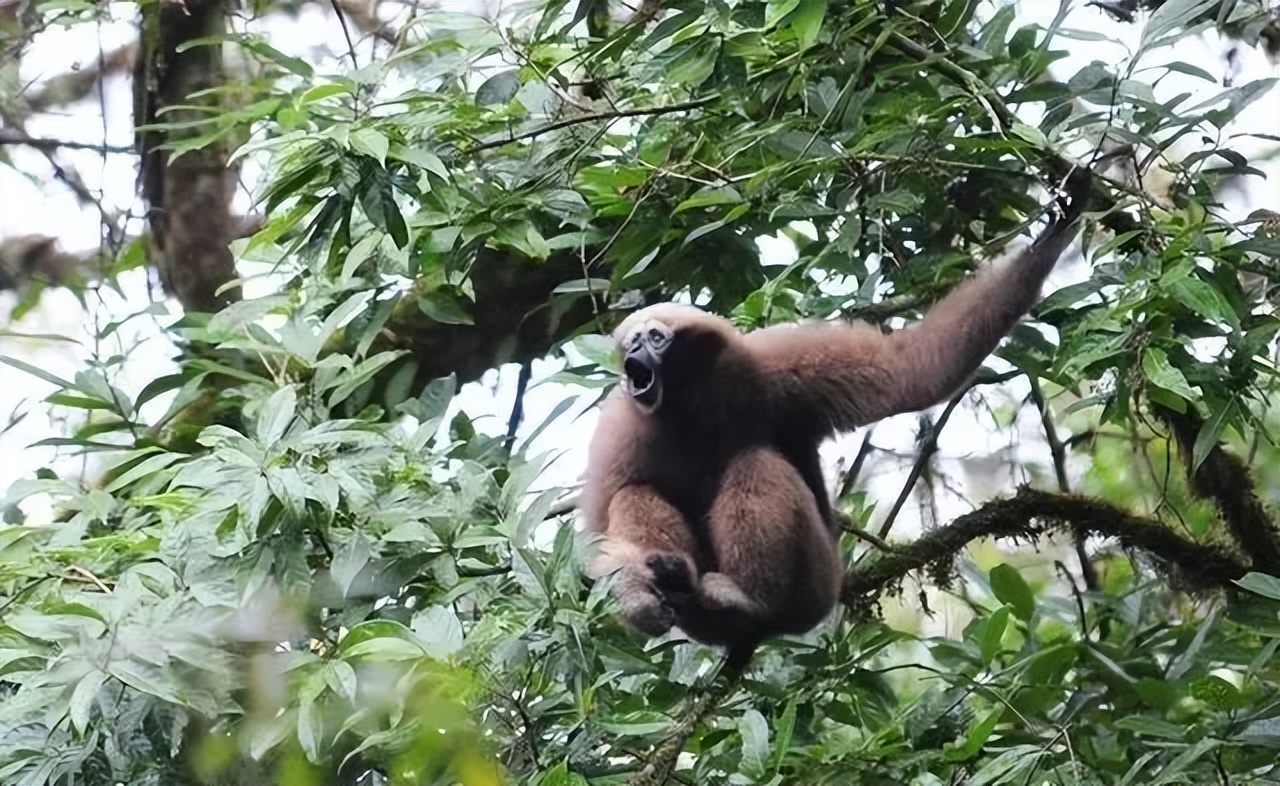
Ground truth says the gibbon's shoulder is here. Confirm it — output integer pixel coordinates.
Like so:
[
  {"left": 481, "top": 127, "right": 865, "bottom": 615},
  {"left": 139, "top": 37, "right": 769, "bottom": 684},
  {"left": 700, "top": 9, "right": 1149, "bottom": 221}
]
[{"left": 742, "top": 317, "right": 885, "bottom": 372}]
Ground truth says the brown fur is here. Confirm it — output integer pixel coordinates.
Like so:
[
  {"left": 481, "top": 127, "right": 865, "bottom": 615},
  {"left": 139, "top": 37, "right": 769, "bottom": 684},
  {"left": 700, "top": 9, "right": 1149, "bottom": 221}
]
[{"left": 583, "top": 171, "right": 1091, "bottom": 651}]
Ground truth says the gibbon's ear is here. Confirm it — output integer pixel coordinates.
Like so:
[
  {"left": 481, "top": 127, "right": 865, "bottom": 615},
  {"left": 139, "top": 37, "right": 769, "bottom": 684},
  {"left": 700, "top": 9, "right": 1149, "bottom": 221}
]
[{"left": 744, "top": 168, "right": 1092, "bottom": 433}]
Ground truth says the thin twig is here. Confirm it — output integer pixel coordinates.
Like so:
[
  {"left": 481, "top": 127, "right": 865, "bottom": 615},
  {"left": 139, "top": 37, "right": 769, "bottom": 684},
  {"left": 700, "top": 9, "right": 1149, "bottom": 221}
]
[
  {"left": 505, "top": 360, "right": 533, "bottom": 452},
  {"left": 843, "top": 520, "right": 894, "bottom": 553},
  {"left": 876, "top": 393, "right": 964, "bottom": 540},
  {"left": 67, "top": 565, "right": 111, "bottom": 593},
  {"left": 1029, "top": 378, "right": 1099, "bottom": 591},
  {"left": 329, "top": 0, "right": 360, "bottom": 69},
  {"left": 0, "top": 129, "right": 133, "bottom": 154},
  {"left": 470, "top": 97, "right": 716, "bottom": 153},
  {"left": 876, "top": 370, "right": 1022, "bottom": 541},
  {"left": 835, "top": 426, "right": 878, "bottom": 500}
]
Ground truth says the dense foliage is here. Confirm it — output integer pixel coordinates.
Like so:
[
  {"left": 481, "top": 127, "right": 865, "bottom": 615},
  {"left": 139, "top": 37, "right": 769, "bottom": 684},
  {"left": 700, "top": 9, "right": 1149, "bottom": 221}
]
[{"left": 2, "top": 1, "right": 1280, "bottom": 784}]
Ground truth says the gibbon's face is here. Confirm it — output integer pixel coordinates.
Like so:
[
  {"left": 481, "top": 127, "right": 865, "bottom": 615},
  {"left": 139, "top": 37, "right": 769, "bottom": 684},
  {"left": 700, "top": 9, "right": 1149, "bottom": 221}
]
[{"left": 613, "top": 304, "right": 732, "bottom": 415}]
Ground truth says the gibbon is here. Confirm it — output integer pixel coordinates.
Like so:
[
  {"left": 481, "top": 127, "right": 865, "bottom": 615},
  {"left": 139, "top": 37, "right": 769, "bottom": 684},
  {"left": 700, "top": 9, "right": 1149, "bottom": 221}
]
[{"left": 582, "top": 170, "right": 1092, "bottom": 656}]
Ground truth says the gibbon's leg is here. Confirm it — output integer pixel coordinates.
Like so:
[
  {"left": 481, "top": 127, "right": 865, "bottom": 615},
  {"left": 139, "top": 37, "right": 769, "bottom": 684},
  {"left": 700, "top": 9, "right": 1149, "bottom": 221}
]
[
  {"left": 592, "top": 485, "right": 700, "bottom": 637},
  {"left": 652, "top": 448, "right": 841, "bottom": 647}
]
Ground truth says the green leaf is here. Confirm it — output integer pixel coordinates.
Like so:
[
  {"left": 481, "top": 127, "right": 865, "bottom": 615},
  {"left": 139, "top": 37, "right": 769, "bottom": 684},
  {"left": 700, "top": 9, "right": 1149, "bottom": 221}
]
[
  {"left": 69, "top": 669, "right": 107, "bottom": 734},
  {"left": 255, "top": 386, "right": 297, "bottom": 444},
  {"left": 326, "top": 350, "right": 403, "bottom": 408},
  {"left": 1190, "top": 675, "right": 1245, "bottom": 710},
  {"left": 1191, "top": 398, "right": 1234, "bottom": 471},
  {"left": 980, "top": 606, "right": 1011, "bottom": 664},
  {"left": 1141, "top": 0, "right": 1217, "bottom": 52},
  {"left": 596, "top": 711, "right": 673, "bottom": 736},
  {"left": 537, "top": 763, "right": 589, "bottom": 786},
  {"left": 1163, "top": 61, "right": 1216, "bottom": 82},
  {"left": 359, "top": 173, "right": 408, "bottom": 248},
  {"left": 0, "top": 355, "right": 75, "bottom": 390},
  {"left": 1235, "top": 572, "right": 1280, "bottom": 601},
  {"left": 491, "top": 221, "right": 551, "bottom": 260},
  {"left": 787, "top": 0, "right": 826, "bottom": 49},
  {"left": 297, "top": 698, "right": 324, "bottom": 762},
  {"left": 342, "top": 637, "right": 426, "bottom": 661},
  {"left": 552, "top": 278, "right": 610, "bottom": 296},
  {"left": 675, "top": 185, "right": 743, "bottom": 214},
  {"left": 397, "top": 373, "right": 457, "bottom": 424},
  {"left": 476, "top": 69, "right": 521, "bottom": 106},
  {"left": 765, "top": 0, "right": 801, "bottom": 29},
  {"left": 300, "top": 82, "right": 351, "bottom": 104},
  {"left": 662, "top": 37, "right": 720, "bottom": 87},
  {"left": 1167, "top": 277, "right": 1239, "bottom": 328},
  {"left": 989, "top": 564, "right": 1035, "bottom": 622},
  {"left": 570, "top": 334, "right": 618, "bottom": 370},
  {"left": 946, "top": 706, "right": 1003, "bottom": 761},
  {"left": 683, "top": 219, "right": 729, "bottom": 246},
  {"left": 388, "top": 144, "right": 449, "bottom": 179},
  {"left": 770, "top": 697, "right": 797, "bottom": 776},
  {"left": 350, "top": 127, "right": 389, "bottom": 166},
  {"left": 738, "top": 709, "right": 770, "bottom": 779},
  {"left": 103, "top": 452, "right": 184, "bottom": 493},
  {"left": 341, "top": 232, "right": 383, "bottom": 282},
  {"left": 411, "top": 606, "right": 465, "bottom": 659},
  {"left": 323, "top": 660, "right": 358, "bottom": 702},
  {"left": 1141, "top": 347, "right": 1198, "bottom": 402},
  {"left": 331, "top": 532, "right": 373, "bottom": 596},
  {"left": 418, "top": 288, "right": 475, "bottom": 326}
]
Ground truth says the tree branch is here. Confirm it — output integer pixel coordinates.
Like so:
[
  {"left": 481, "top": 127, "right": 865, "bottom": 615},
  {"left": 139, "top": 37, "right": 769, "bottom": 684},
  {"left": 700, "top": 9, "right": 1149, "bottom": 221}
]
[
  {"left": 883, "top": 31, "right": 1096, "bottom": 190},
  {"left": 0, "top": 128, "right": 132, "bottom": 154},
  {"left": 1029, "top": 378, "right": 1099, "bottom": 591},
  {"left": 332, "top": 0, "right": 398, "bottom": 46},
  {"left": 135, "top": 0, "right": 241, "bottom": 313},
  {"left": 18, "top": 43, "right": 138, "bottom": 114},
  {"left": 876, "top": 370, "right": 1020, "bottom": 540},
  {"left": 843, "top": 486, "right": 1250, "bottom": 610},
  {"left": 627, "top": 651, "right": 749, "bottom": 786},
  {"left": 469, "top": 97, "right": 716, "bottom": 153},
  {"left": 1156, "top": 405, "right": 1280, "bottom": 574}
]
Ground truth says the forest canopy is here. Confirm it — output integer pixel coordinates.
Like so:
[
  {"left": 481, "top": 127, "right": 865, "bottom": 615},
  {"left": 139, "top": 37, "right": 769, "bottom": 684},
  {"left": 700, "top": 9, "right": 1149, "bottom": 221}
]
[{"left": 1, "top": 1, "right": 1280, "bottom": 784}]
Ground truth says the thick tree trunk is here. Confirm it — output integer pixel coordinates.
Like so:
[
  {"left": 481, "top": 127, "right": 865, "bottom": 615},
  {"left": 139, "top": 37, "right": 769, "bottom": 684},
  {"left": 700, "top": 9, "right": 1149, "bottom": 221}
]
[{"left": 134, "top": 0, "right": 240, "bottom": 313}]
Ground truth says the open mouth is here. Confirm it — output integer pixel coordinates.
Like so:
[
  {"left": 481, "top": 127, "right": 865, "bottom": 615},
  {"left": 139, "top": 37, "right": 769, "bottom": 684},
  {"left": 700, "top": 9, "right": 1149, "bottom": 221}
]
[
  {"left": 625, "top": 356, "right": 654, "bottom": 392},
  {"left": 624, "top": 355, "right": 661, "bottom": 409}
]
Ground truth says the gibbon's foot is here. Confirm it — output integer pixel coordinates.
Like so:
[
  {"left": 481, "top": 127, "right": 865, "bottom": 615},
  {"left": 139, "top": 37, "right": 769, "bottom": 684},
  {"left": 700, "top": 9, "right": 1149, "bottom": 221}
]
[
  {"left": 623, "top": 594, "right": 676, "bottom": 637},
  {"left": 697, "top": 572, "right": 761, "bottom": 614},
  {"left": 645, "top": 552, "right": 697, "bottom": 605}
]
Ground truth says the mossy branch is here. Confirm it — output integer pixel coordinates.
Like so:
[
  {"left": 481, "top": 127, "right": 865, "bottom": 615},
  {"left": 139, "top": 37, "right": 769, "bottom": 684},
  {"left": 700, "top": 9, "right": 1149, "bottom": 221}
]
[
  {"left": 1155, "top": 405, "right": 1280, "bottom": 574},
  {"left": 842, "top": 486, "right": 1250, "bottom": 609}
]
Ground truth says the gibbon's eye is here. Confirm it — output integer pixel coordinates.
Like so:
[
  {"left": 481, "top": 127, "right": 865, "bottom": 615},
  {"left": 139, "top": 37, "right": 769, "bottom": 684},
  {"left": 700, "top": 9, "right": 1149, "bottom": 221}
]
[{"left": 647, "top": 327, "right": 669, "bottom": 347}]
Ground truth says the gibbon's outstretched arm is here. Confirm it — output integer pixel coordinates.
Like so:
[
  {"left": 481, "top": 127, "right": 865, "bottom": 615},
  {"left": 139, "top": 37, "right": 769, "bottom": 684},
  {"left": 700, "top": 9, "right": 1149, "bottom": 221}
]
[{"left": 746, "top": 170, "right": 1091, "bottom": 433}]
